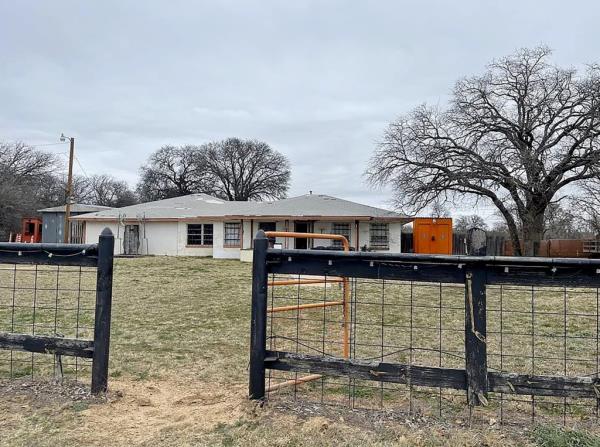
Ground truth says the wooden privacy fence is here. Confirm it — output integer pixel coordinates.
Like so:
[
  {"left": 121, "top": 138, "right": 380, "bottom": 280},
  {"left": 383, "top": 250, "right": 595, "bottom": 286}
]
[
  {"left": 249, "top": 230, "right": 600, "bottom": 424},
  {"left": 452, "top": 231, "right": 506, "bottom": 256},
  {"left": 0, "top": 228, "right": 114, "bottom": 394}
]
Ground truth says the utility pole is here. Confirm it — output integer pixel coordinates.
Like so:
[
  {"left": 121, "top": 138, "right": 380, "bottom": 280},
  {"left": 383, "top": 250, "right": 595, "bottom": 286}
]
[{"left": 61, "top": 134, "right": 75, "bottom": 243}]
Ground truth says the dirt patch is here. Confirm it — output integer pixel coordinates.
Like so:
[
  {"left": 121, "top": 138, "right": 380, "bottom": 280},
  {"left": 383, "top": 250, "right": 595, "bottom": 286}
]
[
  {"left": 0, "top": 377, "right": 253, "bottom": 446},
  {"left": 74, "top": 378, "right": 250, "bottom": 445}
]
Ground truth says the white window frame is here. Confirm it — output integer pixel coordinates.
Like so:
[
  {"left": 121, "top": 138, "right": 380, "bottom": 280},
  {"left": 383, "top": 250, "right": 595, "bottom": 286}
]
[{"left": 369, "top": 223, "right": 389, "bottom": 250}]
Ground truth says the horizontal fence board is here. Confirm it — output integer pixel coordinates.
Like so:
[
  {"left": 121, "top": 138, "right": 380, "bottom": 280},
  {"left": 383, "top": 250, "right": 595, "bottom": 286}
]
[
  {"left": 0, "top": 332, "right": 94, "bottom": 358},
  {"left": 268, "top": 258, "right": 466, "bottom": 283},
  {"left": 267, "top": 250, "right": 600, "bottom": 287},
  {"left": 268, "top": 249, "right": 600, "bottom": 267},
  {"left": 265, "top": 350, "right": 467, "bottom": 389},
  {"left": 266, "top": 351, "right": 600, "bottom": 399},
  {"left": 0, "top": 243, "right": 98, "bottom": 266},
  {"left": 488, "top": 372, "right": 600, "bottom": 398},
  {"left": 487, "top": 270, "right": 600, "bottom": 287}
]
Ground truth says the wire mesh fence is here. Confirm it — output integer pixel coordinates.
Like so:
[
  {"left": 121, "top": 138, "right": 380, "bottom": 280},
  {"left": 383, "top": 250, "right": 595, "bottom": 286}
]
[
  {"left": 264, "top": 277, "right": 600, "bottom": 426},
  {"left": 0, "top": 229, "right": 114, "bottom": 393},
  {"left": 250, "top": 232, "right": 600, "bottom": 428},
  {"left": 0, "top": 264, "right": 97, "bottom": 381}
]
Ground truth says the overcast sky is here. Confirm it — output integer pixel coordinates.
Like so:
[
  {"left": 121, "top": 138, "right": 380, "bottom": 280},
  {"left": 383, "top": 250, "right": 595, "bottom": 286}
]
[{"left": 1, "top": 1, "right": 599, "bottom": 215}]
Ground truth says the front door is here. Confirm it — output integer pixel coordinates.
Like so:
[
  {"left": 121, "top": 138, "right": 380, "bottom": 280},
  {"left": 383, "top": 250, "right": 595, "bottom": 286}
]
[
  {"left": 294, "top": 222, "right": 310, "bottom": 249},
  {"left": 123, "top": 225, "right": 140, "bottom": 255}
]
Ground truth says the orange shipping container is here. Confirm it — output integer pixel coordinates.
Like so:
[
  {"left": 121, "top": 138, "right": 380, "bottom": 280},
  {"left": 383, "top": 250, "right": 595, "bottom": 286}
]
[{"left": 413, "top": 218, "right": 453, "bottom": 255}]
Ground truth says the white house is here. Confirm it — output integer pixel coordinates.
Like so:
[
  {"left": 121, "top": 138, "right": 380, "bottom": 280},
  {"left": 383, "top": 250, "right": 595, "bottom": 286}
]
[{"left": 73, "top": 193, "right": 411, "bottom": 259}]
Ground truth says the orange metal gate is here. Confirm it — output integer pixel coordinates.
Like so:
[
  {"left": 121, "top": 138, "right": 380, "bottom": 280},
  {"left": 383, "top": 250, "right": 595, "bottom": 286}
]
[{"left": 264, "top": 231, "right": 350, "bottom": 391}]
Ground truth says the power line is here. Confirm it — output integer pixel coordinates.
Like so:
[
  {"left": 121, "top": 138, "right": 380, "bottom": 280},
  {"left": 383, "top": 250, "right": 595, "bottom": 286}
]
[
  {"left": 28, "top": 142, "right": 68, "bottom": 149},
  {"left": 74, "top": 154, "right": 89, "bottom": 179},
  {"left": 29, "top": 140, "right": 90, "bottom": 179}
]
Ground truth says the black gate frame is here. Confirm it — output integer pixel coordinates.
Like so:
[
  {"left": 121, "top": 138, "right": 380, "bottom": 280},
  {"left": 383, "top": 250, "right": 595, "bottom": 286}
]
[
  {"left": 0, "top": 228, "right": 114, "bottom": 394},
  {"left": 249, "top": 230, "right": 600, "bottom": 405}
]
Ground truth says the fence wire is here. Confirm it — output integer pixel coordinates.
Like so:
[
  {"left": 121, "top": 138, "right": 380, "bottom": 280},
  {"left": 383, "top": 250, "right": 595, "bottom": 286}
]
[
  {"left": 265, "top": 273, "right": 600, "bottom": 427},
  {"left": 0, "top": 263, "right": 97, "bottom": 383}
]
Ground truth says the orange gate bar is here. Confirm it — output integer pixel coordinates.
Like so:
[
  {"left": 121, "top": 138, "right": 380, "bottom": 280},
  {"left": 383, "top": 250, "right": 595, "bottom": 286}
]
[{"left": 264, "top": 231, "right": 350, "bottom": 392}]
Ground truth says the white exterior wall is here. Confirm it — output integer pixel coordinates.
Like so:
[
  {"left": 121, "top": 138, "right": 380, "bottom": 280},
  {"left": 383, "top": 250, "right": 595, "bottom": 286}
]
[
  {"left": 242, "top": 220, "right": 253, "bottom": 249},
  {"left": 84, "top": 218, "right": 403, "bottom": 258},
  {"left": 143, "top": 222, "right": 178, "bottom": 255},
  {"left": 85, "top": 220, "right": 213, "bottom": 256},
  {"left": 311, "top": 221, "right": 334, "bottom": 247},
  {"left": 84, "top": 221, "right": 121, "bottom": 255},
  {"left": 389, "top": 222, "right": 402, "bottom": 252},
  {"left": 275, "top": 220, "right": 288, "bottom": 248}
]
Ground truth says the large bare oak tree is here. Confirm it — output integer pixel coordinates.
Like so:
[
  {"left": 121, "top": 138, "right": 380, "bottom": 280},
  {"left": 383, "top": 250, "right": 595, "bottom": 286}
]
[
  {"left": 137, "top": 139, "right": 291, "bottom": 202},
  {"left": 202, "top": 138, "right": 291, "bottom": 201},
  {"left": 137, "top": 145, "right": 212, "bottom": 202},
  {"left": 367, "top": 47, "right": 600, "bottom": 255}
]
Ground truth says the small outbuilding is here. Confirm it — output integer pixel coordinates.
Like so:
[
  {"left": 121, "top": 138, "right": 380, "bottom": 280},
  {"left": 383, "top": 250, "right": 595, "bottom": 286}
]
[{"left": 38, "top": 204, "right": 113, "bottom": 243}]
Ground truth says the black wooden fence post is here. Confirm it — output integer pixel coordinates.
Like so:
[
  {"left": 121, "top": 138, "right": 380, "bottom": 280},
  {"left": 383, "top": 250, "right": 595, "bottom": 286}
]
[
  {"left": 464, "top": 265, "right": 488, "bottom": 406},
  {"left": 91, "top": 228, "right": 115, "bottom": 395},
  {"left": 249, "top": 230, "right": 269, "bottom": 400}
]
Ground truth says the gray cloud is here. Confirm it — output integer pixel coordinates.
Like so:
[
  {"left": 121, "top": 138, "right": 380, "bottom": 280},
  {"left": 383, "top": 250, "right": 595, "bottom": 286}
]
[{"left": 1, "top": 0, "right": 599, "bottom": 213}]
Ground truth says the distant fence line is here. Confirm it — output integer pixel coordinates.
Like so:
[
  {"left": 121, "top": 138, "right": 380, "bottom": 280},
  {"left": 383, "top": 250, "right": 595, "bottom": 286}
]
[{"left": 402, "top": 231, "right": 506, "bottom": 256}]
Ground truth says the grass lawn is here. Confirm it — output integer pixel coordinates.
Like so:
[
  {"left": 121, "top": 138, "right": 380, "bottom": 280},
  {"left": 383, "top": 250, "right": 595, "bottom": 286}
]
[{"left": 1, "top": 256, "right": 599, "bottom": 446}]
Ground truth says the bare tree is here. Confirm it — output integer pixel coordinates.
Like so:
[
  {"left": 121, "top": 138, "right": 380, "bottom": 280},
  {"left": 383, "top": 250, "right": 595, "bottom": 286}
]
[
  {"left": 491, "top": 200, "right": 590, "bottom": 240},
  {"left": 86, "top": 174, "right": 138, "bottom": 207},
  {"left": 0, "top": 142, "right": 60, "bottom": 239},
  {"left": 454, "top": 214, "right": 489, "bottom": 233},
  {"left": 429, "top": 198, "right": 450, "bottom": 218},
  {"left": 136, "top": 145, "right": 212, "bottom": 202},
  {"left": 367, "top": 47, "right": 600, "bottom": 255},
  {"left": 41, "top": 174, "right": 94, "bottom": 205},
  {"left": 542, "top": 202, "right": 586, "bottom": 239},
  {"left": 571, "top": 181, "right": 600, "bottom": 236},
  {"left": 202, "top": 138, "right": 291, "bottom": 201},
  {"left": 0, "top": 141, "right": 57, "bottom": 177}
]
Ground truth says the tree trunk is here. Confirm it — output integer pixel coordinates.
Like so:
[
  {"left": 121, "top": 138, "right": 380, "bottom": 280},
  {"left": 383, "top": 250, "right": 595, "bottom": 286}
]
[
  {"left": 521, "top": 209, "right": 545, "bottom": 257},
  {"left": 491, "top": 198, "right": 523, "bottom": 256},
  {"left": 508, "top": 227, "right": 522, "bottom": 257}
]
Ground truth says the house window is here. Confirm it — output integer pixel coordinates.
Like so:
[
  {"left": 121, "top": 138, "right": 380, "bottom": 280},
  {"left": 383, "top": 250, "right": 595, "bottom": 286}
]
[
  {"left": 370, "top": 223, "right": 389, "bottom": 249},
  {"left": 331, "top": 223, "right": 351, "bottom": 247},
  {"left": 187, "top": 224, "right": 213, "bottom": 246},
  {"left": 224, "top": 222, "right": 241, "bottom": 247}
]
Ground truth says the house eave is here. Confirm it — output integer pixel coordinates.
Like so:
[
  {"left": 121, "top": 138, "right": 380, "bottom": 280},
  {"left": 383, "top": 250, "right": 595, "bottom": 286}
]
[{"left": 73, "top": 214, "right": 413, "bottom": 223}]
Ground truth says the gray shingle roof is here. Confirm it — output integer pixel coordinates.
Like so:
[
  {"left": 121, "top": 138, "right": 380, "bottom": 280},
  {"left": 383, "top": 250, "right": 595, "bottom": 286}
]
[{"left": 71, "top": 193, "right": 410, "bottom": 221}]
